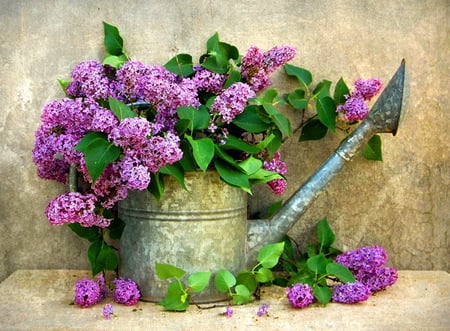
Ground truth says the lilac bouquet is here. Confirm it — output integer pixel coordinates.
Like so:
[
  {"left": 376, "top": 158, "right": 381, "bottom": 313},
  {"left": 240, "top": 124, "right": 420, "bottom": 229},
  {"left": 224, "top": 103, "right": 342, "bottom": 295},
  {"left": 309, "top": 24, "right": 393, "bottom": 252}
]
[{"left": 32, "top": 22, "right": 296, "bottom": 274}]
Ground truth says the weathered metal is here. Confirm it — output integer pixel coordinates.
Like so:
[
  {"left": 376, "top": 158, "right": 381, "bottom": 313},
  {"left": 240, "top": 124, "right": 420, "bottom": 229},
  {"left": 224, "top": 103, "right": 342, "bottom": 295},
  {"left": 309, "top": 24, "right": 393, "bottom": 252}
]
[{"left": 119, "top": 60, "right": 408, "bottom": 303}]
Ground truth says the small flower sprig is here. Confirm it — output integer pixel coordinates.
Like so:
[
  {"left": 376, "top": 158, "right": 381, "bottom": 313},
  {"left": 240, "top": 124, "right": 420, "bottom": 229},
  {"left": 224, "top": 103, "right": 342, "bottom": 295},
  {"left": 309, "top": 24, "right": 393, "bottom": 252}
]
[
  {"left": 280, "top": 218, "right": 398, "bottom": 308},
  {"left": 73, "top": 274, "right": 140, "bottom": 308}
]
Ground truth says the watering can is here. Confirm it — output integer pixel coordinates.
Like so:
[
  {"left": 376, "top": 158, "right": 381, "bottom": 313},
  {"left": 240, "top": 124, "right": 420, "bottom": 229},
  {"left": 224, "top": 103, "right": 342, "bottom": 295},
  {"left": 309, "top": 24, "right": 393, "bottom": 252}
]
[{"left": 119, "top": 60, "right": 408, "bottom": 302}]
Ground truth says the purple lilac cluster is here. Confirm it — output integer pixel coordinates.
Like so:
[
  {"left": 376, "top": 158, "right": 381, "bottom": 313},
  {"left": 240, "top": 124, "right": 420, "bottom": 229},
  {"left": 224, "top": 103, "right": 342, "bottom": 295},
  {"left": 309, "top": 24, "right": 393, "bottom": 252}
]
[
  {"left": 286, "top": 283, "right": 315, "bottom": 309},
  {"left": 331, "top": 281, "right": 371, "bottom": 304},
  {"left": 223, "top": 306, "right": 234, "bottom": 318},
  {"left": 34, "top": 40, "right": 295, "bottom": 229},
  {"left": 262, "top": 152, "right": 288, "bottom": 195},
  {"left": 74, "top": 275, "right": 140, "bottom": 308},
  {"left": 241, "top": 45, "right": 297, "bottom": 91},
  {"left": 112, "top": 278, "right": 141, "bottom": 306},
  {"left": 102, "top": 304, "right": 114, "bottom": 320},
  {"left": 336, "top": 78, "right": 383, "bottom": 122},
  {"left": 74, "top": 275, "right": 107, "bottom": 308},
  {"left": 256, "top": 303, "right": 269, "bottom": 316},
  {"left": 334, "top": 245, "right": 398, "bottom": 302},
  {"left": 211, "top": 82, "right": 256, "bottom": 123}
]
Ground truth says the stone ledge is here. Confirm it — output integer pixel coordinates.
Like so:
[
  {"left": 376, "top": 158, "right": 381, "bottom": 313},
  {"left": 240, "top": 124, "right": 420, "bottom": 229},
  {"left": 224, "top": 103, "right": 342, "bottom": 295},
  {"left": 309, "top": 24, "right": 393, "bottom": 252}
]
[{"left": 0, "top": 270, "right": 448, "bottom": 330}]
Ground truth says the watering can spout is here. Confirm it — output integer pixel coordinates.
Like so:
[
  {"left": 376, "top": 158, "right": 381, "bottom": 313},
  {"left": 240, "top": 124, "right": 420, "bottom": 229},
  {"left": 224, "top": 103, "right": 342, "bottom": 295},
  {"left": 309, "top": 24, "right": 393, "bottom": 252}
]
[{"left": 246, "top": 60, "right": 408, "bottom": 262}]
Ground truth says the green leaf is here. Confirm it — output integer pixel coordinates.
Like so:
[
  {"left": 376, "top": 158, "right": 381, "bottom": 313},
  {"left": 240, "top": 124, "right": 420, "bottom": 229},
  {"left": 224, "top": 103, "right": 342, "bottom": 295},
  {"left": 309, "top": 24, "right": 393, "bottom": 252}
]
[
  {"left": 103, "top": 54, "right": 128, "bottom": 69},
  {"left": 103, "top": 22, "right": 125, "bottom": 56},
  {"left": 158, "top": 281, "right": 189, "bottom": 311},
  {"left": 326, "top": 262, "right": 356, "bottom": 283},
  {"left": 214, "top": 159, "right": 251, "bottom": 194},
  {"left": 306, "top": 254, "right": 328, "bottom": 274},
  {"left": 214, "top": 269, "right": 236, "bottom": 293},
  {"left": 221, "top": 135, "right": 261, "bottom": 154},
  {"left": 299, "top": 119, "right": 328, "bottom": 142},
  {"left": 177, "top": 105, "right": 210, "bottom": 132},
  {"left": 257, "top": 242, "right": 285, "bottom": 268},
  {"left": 312, "top": 284, "right": 332, "bottom": 304},
  {"left": 333, "top": 77, "right": 350, "bottom": 105},
  {"left": 188, "top": 272, "right": 211, "bottom": 292},
  {"left": 254, "top": 267, "right": 274, "bottom": 283},
  {"left": 75, "top": 132, "right": 122, "bottom": 182},
  {"left": 109, "top": 97, "right": 138, "bottom": 120},
  {"left": 313, "top": 80, "right": 332, "bottom": 99},
  {"left": 68, "top": 223, "right": 100, "bottom": 242},
  {"left": 58, "top": 79, "right": 70, "bottom": 94},
  {"left": 363, "top": 134, "right": 383, "bottom": 161},
  {"left": 201, "top": 33, "right": 239, "bottom": 74},
  {"left": 155, "top": 263, "right": 186, "bottom": 280},
  {"left": 96, "top": 243, "right": 119, "bottom": 271},
  {"left": 223, "top": 69, "right": 241, "bottom": 89},
  {"left": 147, "top": 172, "right": 164, "bottom": 200},
  {"left": 284, "top": 63, "right": 313, "bottom": 86},
  {"left": 186, "top": 136, "right": 214, "bottom": 171},
  {"left": 88, "top": 240, "right": 102, "bottom": 275},
  {"left": 159, "top": 164, "right": 187, "bottom": 191},
  {"left": 317, "top": 218, "right": 336, "bottom": 249},
  {"left": 164, "top": 53, "right": 194, "bottom": 77},
  {"left": 236, "top": 271, "right": 258, "bottom": 293},
  {"left": 248, "top": 168, "right": 282, "bottom": 184},
  {"left": 232, "top": 284, "right": 253, "bottom": 305},
  {"left": 108, "top": 217, "right": 125, "bottom": 240},
  {"left": 237, "top": 156, "right": 262, "bottom": 175},
  {"left": 286, "top": 89, "right": 309, "bottom": 110},
  {"left": 233, "top": 105, "right": 270, "bottom": 133},
  {"left": 316, "top": 96, "right": 336, "bottom": 131}
]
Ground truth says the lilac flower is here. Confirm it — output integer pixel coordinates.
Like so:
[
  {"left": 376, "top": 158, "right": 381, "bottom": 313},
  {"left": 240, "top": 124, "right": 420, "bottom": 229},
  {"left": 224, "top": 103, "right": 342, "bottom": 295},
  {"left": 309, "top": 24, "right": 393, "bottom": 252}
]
[
  {"left": 97, "top": 274, "right": 108, "bottom": 302},
  {"left": 67, "top": 60, "right": 112, "bottom": 100},
  {"left": 263, "top": 45, "right": 297, "bottom": 74},
  {"left": 241, "top": 45, "right": 296, "bottom": 91},
  {"left": 355, "top": 266, "right": 398, "bottom": 292},
  {"left": 336, "top": 95, "right": 369, "bottom": 122},
  {"left": 211, "top": 82, "right": 256, "bottom": 123},
  {"left": 331, "top": 281, "right": 371, "bottom": 304},
  {"left": 193, "top": 67, "right": 227, "bottom": 94},
  {"left": 112, "top": 278, "right": 140, "bottom": 306},
  {"left": 286, "top": 283, "right": 315, "bottom": 308},
  {"left": 102, "top": 304, "right": 114, "bottom": 320},
  {"left": 74, "top": 278, "right": 102, "bottom": 308},
  {"left": 335, "top": 246, "right": 388, "bottom": 272},
  {"left": 45, "top": 192, "right": 111, "bottom": 228},
  {"left": 354, "top": 78, "right": 383, "bottom": 101},
  {"left": 336, "top": 78, "right": 383, "bottom": 122},
  {"left": 256, "top": 303, "right": 269, "bottom": 316},
  {"left": 108, "top": 117, "right": 150, "bottom": 148},
  {"left": 263, "top": 152, "right": 288, "bottom": 195},
  {"left": 223, "top": 306, "right": 233, "bottom": 318}
]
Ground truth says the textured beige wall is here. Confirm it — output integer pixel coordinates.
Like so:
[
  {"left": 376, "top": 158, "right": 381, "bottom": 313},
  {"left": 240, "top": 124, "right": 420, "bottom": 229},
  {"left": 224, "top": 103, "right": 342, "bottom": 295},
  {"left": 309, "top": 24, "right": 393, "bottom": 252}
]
[{"left": 0, "top": 0, "right": 448, "bottom": 282}]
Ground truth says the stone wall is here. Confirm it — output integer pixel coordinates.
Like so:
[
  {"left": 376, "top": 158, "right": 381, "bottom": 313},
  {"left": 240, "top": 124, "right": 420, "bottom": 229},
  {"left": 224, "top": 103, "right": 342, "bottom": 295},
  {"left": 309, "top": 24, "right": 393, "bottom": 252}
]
[{"left": 0, "top": 0, "right": 448, "bottom": 282}]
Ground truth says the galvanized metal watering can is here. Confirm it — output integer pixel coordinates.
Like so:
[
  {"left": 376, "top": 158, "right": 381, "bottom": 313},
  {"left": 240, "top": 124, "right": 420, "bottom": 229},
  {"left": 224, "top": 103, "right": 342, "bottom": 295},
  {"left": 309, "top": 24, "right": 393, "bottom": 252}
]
[{"left": 119, "top": 60, "right": 408, "bottom": 302}]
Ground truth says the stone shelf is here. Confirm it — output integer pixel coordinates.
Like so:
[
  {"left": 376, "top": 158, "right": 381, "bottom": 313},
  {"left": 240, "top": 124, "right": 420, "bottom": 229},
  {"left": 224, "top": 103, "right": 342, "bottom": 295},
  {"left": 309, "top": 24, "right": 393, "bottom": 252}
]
[{"left": 0, "top": 270, "right": 448, "bottom": 330}]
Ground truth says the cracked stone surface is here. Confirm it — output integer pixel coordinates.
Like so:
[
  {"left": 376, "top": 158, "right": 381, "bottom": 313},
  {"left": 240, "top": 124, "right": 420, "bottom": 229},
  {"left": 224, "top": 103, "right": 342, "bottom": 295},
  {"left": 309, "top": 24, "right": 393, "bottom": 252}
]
[{"left": 0, "top": 0, "right": 448, "bottom": 283}]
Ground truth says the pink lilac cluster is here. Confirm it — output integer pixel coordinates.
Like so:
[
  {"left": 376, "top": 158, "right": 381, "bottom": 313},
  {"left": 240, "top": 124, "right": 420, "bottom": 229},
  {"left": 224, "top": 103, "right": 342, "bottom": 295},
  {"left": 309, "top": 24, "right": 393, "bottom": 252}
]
[
  {"left": 74, "top": 275, "right": 140, "bottom": 308},
  {"left": 45, "top": 192, "right": 110, "bottom": 228},
  {"left": 286, "top": 283, "right": 315, "bottom": 309},
  {"left": 262, "top": 151, "right": 288, "bottom": 195},
  {"left": 336, "top": 78, "right": 383, "bottom": 122},
  {"left": 333, "top": 245, "right": 398, "bottom": 303},
  {"left": 241, "top": 45, "right": 297, "bottom": 91}
]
